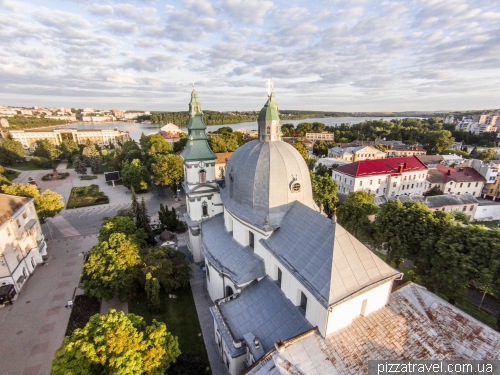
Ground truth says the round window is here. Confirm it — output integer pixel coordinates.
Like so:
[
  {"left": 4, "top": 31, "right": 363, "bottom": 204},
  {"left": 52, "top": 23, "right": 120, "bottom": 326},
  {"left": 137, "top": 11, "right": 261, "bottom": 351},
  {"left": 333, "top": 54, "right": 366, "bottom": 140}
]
[{"left": 291, "top": 182, "right": 301, "bottom": 192}]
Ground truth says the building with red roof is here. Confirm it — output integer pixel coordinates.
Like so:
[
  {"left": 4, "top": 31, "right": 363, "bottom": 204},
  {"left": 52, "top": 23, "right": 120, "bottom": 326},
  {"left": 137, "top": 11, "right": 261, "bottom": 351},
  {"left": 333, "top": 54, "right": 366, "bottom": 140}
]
[
  {"left": 159, "top": 131, "right": 181, "bottom": 146},
  {"left": 426, "top": 164, "right": 486, "bottom": 197},
  {"left": 333, "top": 156, "right": 428, "bottom": 197}
]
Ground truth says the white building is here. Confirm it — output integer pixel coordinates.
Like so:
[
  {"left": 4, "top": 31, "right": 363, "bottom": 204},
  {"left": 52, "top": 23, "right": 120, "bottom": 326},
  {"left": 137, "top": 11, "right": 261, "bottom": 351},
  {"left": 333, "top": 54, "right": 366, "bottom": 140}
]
[
  {"left": 305, "top": 132, "right": 335, "bottom": 141},
  {"left": 332, "top": 156, "right": 429, "bottom": 197},
  {"left": 160, "top": 123, "right": 183, "bottom": 134},
  {"left": 456, "top": 119, "right": 497, "bottom": 134},
  {"left": 426, "top": 164, "right": 486, "bottom": 197},
  {"left": 0, "top": 195, "right": 47, "bottom": 300}
]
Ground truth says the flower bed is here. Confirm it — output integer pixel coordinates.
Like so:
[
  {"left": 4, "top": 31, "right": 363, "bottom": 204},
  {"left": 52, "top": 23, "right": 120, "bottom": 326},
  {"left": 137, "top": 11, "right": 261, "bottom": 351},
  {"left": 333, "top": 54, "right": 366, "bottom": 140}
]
[
  {"left": 67, "top": 184, "right": 109, "bottom": 208},
  {"left": 41, "top": 172, "right": 70, "bottom": 181}
]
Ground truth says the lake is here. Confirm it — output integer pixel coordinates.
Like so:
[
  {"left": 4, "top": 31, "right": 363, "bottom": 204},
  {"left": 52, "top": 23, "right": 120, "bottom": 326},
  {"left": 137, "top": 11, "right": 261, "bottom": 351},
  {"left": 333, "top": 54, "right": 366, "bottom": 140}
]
[{"left": 62, "top": 116, "right": 410, "bottom": 141}]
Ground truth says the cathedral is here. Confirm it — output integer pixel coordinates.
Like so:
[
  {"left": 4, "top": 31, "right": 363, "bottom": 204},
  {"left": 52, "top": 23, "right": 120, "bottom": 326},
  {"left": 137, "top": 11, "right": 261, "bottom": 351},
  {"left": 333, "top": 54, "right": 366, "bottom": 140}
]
[{"left": 181, "top": 89, "right": 500, "bottom": 374}]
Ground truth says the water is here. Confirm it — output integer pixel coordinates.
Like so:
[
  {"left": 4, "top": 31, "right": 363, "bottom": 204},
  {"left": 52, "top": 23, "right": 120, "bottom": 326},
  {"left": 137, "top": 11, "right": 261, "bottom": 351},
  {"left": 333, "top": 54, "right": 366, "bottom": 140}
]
[{"left": 61, "top": 117, "right": 410, "bottom": 141}]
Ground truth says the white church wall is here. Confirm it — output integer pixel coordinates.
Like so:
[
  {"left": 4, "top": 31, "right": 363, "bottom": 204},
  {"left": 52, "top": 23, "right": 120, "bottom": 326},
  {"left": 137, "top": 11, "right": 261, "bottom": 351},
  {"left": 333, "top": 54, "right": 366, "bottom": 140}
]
[
  {"left": 188, "top": 231, "right": 203, "bottom": 263},
  {"left": 326, "top": 280, "right": 393, "bottom": 335},
  {"left": 213, "top": 318, "right": 246, "bottom": 375},
  {"left": 224, "top": 210, "right": 234, "bottom": 232},
  {"left": 206, "top": 261, "right": 224, "bottom": 301}
]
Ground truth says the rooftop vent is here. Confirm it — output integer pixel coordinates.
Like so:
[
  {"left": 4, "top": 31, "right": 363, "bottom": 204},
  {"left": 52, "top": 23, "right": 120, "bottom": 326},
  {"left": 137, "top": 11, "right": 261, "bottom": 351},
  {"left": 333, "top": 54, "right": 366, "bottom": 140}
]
[{"left": 253, "top": 337, "right": 260, "bottom": 348}]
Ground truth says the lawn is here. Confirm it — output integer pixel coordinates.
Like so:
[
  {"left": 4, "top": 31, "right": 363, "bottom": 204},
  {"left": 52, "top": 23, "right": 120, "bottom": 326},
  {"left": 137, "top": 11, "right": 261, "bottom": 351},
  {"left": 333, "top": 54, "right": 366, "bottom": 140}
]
[
  {"left": 8, "top": 159, "right": 59, "bottom": 170},
  {"left": 5, "top": 170, "right": 21, "bottom": 181},
  {"left": 80, "top": 175, "right": 98, "bottom": 180},
  {"left": 67, "top": 184, "right": 109, "bottom": 208},
  {"left": 129, "top": 287, "right": 210, "bottom": 373}
]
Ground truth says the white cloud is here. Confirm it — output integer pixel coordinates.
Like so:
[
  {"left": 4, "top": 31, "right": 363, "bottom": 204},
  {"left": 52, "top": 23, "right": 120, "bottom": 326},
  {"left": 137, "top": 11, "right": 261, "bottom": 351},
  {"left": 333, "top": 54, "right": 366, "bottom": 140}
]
[
  {"left": 106, "top": 19, "right": 139, "bottom": 34},
  {"left": 218, "top": 0, "right": 274, "bottom": 25}
]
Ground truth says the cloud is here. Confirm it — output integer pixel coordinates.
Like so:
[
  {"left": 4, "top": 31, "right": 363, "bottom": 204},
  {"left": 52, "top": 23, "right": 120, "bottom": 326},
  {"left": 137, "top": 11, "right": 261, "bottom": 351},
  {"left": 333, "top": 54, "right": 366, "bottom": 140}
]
[
  {"left": 106, "top": 19, "right": 139, "bottom": 35},
  {"left": 218, "top": 0, "right": 274, "bottom": 25},
  {"left": 113, "top": 3, "right": 158, "bottom": 23},
  {"left": 88, "top": 3, "right": 113, "bottom": 16}
]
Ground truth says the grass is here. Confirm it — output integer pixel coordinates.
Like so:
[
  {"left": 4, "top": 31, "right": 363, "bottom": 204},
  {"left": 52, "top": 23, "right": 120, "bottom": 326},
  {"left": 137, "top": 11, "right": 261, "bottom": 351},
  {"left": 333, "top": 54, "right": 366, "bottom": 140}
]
[
  {"left": 472, "top": 220, "right": 500, "bottom": 229},
  {"left": 129, "top": 288, "right": 210, "bottom": 373},
  {"left": 80, "top": 175, "right": 98, "bottom": 180},
  {"left": 8, "top": 159, "right": 59, "bottom": 171},
  {"left": 67, "top": 185, "right": 109, "bottom": 208},
  {"left": 5, "top": 170, "right": 21, "bottom": 181}
]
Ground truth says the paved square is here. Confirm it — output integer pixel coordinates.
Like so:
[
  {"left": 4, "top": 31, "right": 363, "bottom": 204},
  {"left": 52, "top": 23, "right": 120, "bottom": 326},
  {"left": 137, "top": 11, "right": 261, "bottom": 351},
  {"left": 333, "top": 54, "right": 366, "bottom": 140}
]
[
  {"left": 39, "top": 322, "right": 56, "bottom": 334},
  {"left": 46, "top": 306, "right": 61, "bottom": 317},
  {"left": 51, "top": 293, "right": 66, "bottom": 302},
  {"left": 61, "top": 270, "right": 72, "bottom": 277},
  {"left": 22, "top": 364, "right": 41, "bottom": 375},
  {"left": 30, "top": 341, "right": 49, "bottom": 355}
]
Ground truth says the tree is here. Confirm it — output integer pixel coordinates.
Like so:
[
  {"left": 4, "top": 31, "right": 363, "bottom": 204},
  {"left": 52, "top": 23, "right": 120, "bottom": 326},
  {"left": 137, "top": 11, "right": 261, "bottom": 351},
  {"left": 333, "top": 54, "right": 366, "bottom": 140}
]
[
  {"left": 51, "top": 309, "right": 180, "bottom": 375},
  {"left": 151, "top": 154, "right": 184, "bottom": 188},
  {"left": 281, "top": 123, "right": 295, "bottom": 136},
  {"left": 0, "top": 139, "right": 25, "bottom": 165},
  {"left": 309, "top": 172, "right": 338, "bottom": 215},
  {"left": 145, "top": 273, "right": 161, "bottom": 313},
  {"left": 158, "top": 203, "right": 184, "bottom": 231},
  {"left": 2, "top": 183, "right": 63, "bottom": 222},
  {"left": 58, "top": 139, "right": 80, "bottom": 161},
  {"left": 312, "top": 122, "right": 326, "bottom": 133},
  {"left": 423, "top": 186, "right": 443, "bottom": 196},
  {"left": 131, "top": 188, "right": 140, "bottom": 222},
  {"left": 422, "top": 130, "right": 454, "bottom": 154},
  {"left": 99, "top": 216, "right": 147, "bottom": 247},
  {"left": 143, "top": 134, "right": 172, "bottom": 167},
  {"left": 33, "top": 139, "right": 61, "bottom": 160},
  {"left": 141, "top": 247, "right": 192, "bottom": 292},
  {"left": 122, "top": 159, "right": 149, "bottom": 192},
  {"left": 73, "top": 156, "right": 87, "bottom": 175},
  {"left": 88, "top": 155, "right": 103, "bottom": 174},
  {"left": 137, "top": 197, "right": 151, "bottom": 234},
  {"left": 315, "top": 163, "right": 337, "bottom": 177},
  {"left": 292, "top": 141, "right": 309, "bottom": 160},
  {"left": 81, "top": 233, "right": 141, "bottom": 301},
  {"left": 296, "top": 122, "right": 313, "bottom": 136},
  {"left": 471, "top": 148, "right": 497, "bottom": 161},
  {"left": 337, "top": 191, "right": 378, "bottom": 243},
  {"left": 82, "top": 139, "right": 100, "bottom": 166}
]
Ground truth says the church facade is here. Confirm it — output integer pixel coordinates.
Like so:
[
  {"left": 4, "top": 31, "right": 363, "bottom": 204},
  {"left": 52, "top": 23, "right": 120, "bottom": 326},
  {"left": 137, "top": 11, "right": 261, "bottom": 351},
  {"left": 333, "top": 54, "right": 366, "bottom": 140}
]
[{"left": 181, "top": 89, "right": 403, "bottom": 374}]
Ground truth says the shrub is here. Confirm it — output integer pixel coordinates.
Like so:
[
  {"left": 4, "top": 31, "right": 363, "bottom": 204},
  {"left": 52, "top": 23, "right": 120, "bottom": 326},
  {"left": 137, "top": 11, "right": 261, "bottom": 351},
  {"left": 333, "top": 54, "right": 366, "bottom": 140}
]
[{"left": 31, "top": 156, "right": 52, "bottom": 168}]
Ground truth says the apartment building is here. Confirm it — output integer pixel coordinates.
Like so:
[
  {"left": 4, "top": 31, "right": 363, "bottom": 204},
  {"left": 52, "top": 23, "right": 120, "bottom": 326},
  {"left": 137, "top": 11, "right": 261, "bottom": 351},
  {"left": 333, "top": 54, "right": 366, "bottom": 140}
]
[
  {"left": 332, "top": 156, "right": 428, "bottom": 197},
  {"left": 305, "top": 132, "right": 335, "bottom": 141},
  {"left": 327, "top": 145, "right": 386, "bottom": 162},
  {"left": 0, "top": 195, "right": 47, "bottom": 299},
  {"left": 426, "top": 164, "right": 486, "bottom": 197}
]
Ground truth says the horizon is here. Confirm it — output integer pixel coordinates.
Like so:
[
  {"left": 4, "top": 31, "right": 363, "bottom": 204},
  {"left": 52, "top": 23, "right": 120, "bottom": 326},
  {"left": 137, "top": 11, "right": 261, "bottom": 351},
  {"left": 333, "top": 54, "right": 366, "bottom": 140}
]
[{"left": 0, "top": 0, "right": 499, "bottom": 112}]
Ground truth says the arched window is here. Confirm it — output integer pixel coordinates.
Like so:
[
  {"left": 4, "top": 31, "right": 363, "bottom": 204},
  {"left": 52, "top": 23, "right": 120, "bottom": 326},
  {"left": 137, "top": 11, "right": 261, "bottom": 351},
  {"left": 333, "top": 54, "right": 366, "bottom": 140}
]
[
  {"left": 199, "top": 169, "right": 206, "bottom": 183},
  {"left": 266, "top": 126, "right": 270, "bottom": 134},
  {"left": 202, "top": 202, "right": 208, "bottom": 216},
  {"left": 206, "top": 263, "right": 210, "bottom": 281},
  {"left": 225, "top": 286, "right": 234, "bottom": 297}
]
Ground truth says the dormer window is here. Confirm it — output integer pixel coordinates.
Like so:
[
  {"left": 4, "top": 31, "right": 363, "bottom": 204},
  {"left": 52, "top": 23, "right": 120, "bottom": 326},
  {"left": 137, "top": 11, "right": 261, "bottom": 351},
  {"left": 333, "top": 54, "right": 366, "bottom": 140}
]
[{"left": 199, "top": 169, "right": 206, "bottom": 183}]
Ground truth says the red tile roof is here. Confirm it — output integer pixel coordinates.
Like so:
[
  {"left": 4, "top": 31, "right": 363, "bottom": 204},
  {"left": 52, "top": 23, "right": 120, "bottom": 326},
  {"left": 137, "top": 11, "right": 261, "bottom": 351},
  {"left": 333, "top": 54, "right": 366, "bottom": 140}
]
[
  {"left": 333, "top": 156, "right": 428, "bottom": 177},
  {"left": 435, "top": 164, "right": 486, "bottom": 183},
  {"left": 159, "top": 131, "right": 180, "bottom": 139},
  {"left": 215, "top": 152, "right": 233, "bottom": 164}
]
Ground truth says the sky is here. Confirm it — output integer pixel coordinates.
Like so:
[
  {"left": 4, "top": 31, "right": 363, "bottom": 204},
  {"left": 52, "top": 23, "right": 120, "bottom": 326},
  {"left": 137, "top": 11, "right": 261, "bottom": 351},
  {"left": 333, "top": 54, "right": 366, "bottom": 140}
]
[{"left": 0, "top": 0, "right": 500, "bottom": 112}]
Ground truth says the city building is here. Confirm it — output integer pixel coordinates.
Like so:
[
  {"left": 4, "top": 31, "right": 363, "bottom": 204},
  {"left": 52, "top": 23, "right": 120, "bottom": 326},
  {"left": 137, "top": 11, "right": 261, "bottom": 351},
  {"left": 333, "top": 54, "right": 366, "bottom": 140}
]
[
  {"left": 426, "top": 164, "right": 486, "bottom": 196},
  {"left": 215, "top": 152, "right": 233, "bottom": 179},
  {"left": 417, "top": 154, "right": 445, "bottom": 167},
  {"left": 455, "top": 120, "right": 497, "bottom": 134},
  {"left": 304, "top": 132, "right": 335, "bottom": 141},
  {"left": 337, "top": 141, "right": 427, "bottom": 157},
  {"left": 474, "top": 197, "right": 500, "bottom": 221},
  {"left": 375, "top": 193, "right": 479, "bottom": 221},
  {"left": 327, "top": 145, "right": 386, "bottom": 161},
  {"left": 159, "top": 131, "right": 181, "bottom": 146},
  {"left": 160, "top": 123, "right": 183, "bottom": 134},
  {"left": 468, "top": 159, "right": 500, "bottom": 194},
  {"left": 0, "top": 194, "right": 47, "bottom": 299},
  {"left": 9, "top": 128, "right": 131, "bottom": 151},
  {"left": 332, "top": 156, "right": 429, "bottom": 197}
]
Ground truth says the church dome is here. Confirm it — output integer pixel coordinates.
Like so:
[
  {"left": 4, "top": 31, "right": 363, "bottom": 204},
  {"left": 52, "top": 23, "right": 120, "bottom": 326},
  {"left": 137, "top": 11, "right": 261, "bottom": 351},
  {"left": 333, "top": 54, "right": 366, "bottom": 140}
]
[{"left": 220, "top": 93, "right": 318, "bottom": 230}]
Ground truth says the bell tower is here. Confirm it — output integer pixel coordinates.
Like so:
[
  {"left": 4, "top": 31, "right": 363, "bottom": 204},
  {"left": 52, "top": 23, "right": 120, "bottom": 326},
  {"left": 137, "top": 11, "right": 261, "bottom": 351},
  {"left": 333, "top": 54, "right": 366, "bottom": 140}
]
[{"left": 180, "top": 88, "right": 223, "bottom": 262}]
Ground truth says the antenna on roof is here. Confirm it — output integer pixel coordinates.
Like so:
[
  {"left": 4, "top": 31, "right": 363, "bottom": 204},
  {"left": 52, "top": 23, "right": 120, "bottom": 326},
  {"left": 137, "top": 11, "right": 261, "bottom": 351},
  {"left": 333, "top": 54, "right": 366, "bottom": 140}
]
[{"left": 192, "top": 76, "right": 195, "bottom": 88}]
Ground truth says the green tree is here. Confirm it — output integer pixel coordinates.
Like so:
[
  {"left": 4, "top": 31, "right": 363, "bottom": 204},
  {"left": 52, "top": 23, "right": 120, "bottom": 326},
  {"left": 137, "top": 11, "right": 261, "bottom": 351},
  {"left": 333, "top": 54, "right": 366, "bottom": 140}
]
[
  {"left": 58, "top": 139, "right": 80, "bottom": 161},
  {"left": 337, "top": 191, "right": 378, "bottom": 243},
  {"left": 315, "top": 163, "right": 337, "bottom": 177},
  {"left": 292, "top": 141, "right": 309, "bottom": 160},
  {"left": 281, "top": 123, "right": 295, "bottom": 136},
  {"left": 99, "top": 216, "right": 147, "bottom": 247},
  {"left": 131, "top": 188, "right": 140, "bottom": 223},
  {"left": 122, "top": 159, "right": 149, "bottom": 192},
  {"left": 422, "top": 130, "right": 454, "bottom": 154},
  {"left": 81, "top": 233, "right": 141, "bottom": 301},
  {"left": 143, "top": 134, "right": 172, "bottom": 167},
  {"left": 51, "top": 309, "right": 180, "bottom": 375},
  {"left": 33, "top": 139, "right": 61, "bottom": 160},
  {"left": 73, "top": 156, "right": 87, "bottom": 175},
  {"left": 2, "top": 183, "right": 63, "bottom": 222},
  {"left": 88, "top": 155, "right": 103, "bottom": 174},
  {"left": 296, "top": 122, "right": 313, "bottom": 136},
  {"left": 471, "top": 148, "right": 497, "bottom": 161},
  {"left": 309, "top": 172, "right": 338, "bottom": 215},
  {"left": 151, "top": 154, "right": 184, "bottom": 189},
  {"left": 82, "top": 139, "right": 100, "bottom": 166},
  {"left": 145, "top": 273, "right": 161, "bottom": 313},
  {"left": 312, "top": 122, "right": 326, "bottom": 133},
  {"left": 141, "top": 247, "right": 192, "bottom": 292},
  {"left": 137, "top": 197, "right": 151, "bottom": 234},
  {"left": 423, "top": 186, "right": 443, "bottom": 196},
  {"left": 0, "top": 139, "right": 25, "bottom": 165}
]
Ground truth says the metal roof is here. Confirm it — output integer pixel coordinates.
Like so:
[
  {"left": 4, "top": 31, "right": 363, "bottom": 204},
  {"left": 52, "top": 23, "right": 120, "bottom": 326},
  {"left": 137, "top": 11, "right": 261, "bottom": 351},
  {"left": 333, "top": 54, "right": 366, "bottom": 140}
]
[
  {"left": 333, "top": 156, "right": 428, "bottom": 178},
  {"left": 0, "top": 194, "right": 32, "bottom": 226}
]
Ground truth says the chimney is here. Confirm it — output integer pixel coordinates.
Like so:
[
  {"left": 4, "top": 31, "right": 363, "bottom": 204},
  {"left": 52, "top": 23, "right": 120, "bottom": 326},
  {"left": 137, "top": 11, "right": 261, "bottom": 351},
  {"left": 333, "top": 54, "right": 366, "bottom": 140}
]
[
  {"left": 447, "top": 170, "right": 452, "bottom": 175},
  {"left": 403, "top": 162, "right": 408, "bottom": 169},
  {"left": 398, "top": 164, "right": 404, "bottom": 173}
]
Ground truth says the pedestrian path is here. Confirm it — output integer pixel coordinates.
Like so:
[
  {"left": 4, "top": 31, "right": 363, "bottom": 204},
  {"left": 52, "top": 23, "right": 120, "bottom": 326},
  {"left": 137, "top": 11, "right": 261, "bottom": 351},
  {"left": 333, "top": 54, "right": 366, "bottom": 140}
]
[{"left": 189, "top": 257, "right": 229, "bottom": 375}]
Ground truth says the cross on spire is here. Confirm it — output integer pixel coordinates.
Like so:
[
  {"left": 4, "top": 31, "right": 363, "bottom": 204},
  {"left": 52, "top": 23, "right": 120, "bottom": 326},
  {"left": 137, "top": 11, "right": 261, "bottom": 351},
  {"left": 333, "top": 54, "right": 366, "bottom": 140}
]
[
  {"left": 192, "top": 76, "right": 195, "bottom": 88},
  {"left": 266, "top": 79, "right": 273, "bottom": 96}
]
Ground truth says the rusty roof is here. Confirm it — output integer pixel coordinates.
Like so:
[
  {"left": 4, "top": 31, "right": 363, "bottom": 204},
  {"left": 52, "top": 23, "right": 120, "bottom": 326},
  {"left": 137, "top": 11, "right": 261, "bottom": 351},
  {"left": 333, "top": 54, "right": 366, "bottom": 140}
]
[
  {"left": 215, "top": 152, "right": 233, "bottom": 164},
  {"left": 0, "top": 194, "right": 32, "bottom": 226}
]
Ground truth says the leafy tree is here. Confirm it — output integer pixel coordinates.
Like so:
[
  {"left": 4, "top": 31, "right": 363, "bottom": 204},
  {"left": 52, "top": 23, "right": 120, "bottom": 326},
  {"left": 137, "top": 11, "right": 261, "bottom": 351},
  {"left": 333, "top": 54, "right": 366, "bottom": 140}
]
[
  {"left": 281, "top": 123, "right": 295, "bottom": 136},
  {"left": 137, "top": 197, "right": 151, "bottom": 234},
  {"left": 158, "top": 203, "right": 184, "bottom": 231},
  {"left": 116, "top": 208, "right": 134, "bottom": 219},
  {"left": 471, "top": 148, "right": 497, "bottom": 161},
  {"left": 0, "top": 173, "right": 10, "bottom": 187},
  {"left": 82, "top": 139, "right": 100, "bottom": 166},
  {"left": 145, "top": 273, "right": 161, "bottom": 313},
  {"left": 51, "top": 309, "right": 180, "bottom": 375},
  {"left": 73, "top": 156, "right": 87, "bottom": 175},
  {"left": 131, "top": 188, "right": 140, "bottom": 222},
  {"left": 173, "top": 133, "right": 187, "bottom": 152},
  {"left": 296, "top": 122, "right": 313, "bottom": 135},
  {"left": 0, "top": 139, "right": 25, "bottom": 165},
  {"left": 312, "top": 122, "right": 326, "bottom": 133},
  {"left": 292, "top": 141, "right": 309, "bottom": 160},
  {"left": 81, "top": 233, "right": 141, "bottom": 301},
  {"left": 33, "top": 139, "right": 61, "bottom": 160},
  {"left": 423, "top": 186, "right": 443, "bottom": 196},
  {"left": 59, "top": 139, "right": 80, "bottom": 161},
  {"left": 422, "top": 130, "right": 454, "bottom": 154},
  {"left": 337, "top": 191, "right": 378, "bottom": 243},
  {"left": 141, "top": 247, "right": 192, "bottom": 292},
  {"left": 122, "top": 159, "right": 149, "bottom": 192},
  {"left": 208, "top": 134, "right": 239, "bottom": 152},
  {"left": 2, "top": 183, "right": 63, "bottom": 222},
  {"left": 99, "top": 216, "right": 147, "bottom": 247},
  {"left": 309, "top": 172, "right": 338, "bottom": 215},
  {"left": 88, "top": 155, "right": 103, "bottom": 174},
  {"left": 440, "top": 149, "right": 469, "bottom": 158},
  {"left": 315, "top": 163, "right": 337, "bottom": 177},
  {"left": 31, "top": 156, "right": 53, "bottom": 168},
  {"left": 151, "top": 154, "right": 184, "bottom": 189},
  {"left": 143, "top": 134, "right": 172, "bottom": 167}
]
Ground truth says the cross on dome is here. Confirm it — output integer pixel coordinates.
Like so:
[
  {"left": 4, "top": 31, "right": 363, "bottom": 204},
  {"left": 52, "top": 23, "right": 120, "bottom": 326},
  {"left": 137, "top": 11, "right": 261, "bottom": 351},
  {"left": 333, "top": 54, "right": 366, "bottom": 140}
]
[{"left": 266, "top": 79, "right": 274, "bottom": 96}]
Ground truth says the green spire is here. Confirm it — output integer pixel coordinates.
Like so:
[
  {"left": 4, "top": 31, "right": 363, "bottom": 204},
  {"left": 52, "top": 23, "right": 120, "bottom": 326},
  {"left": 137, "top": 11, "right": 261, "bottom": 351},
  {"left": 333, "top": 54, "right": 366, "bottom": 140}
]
[
  {"left": 189, "top": 89, "right": 203, "bottom": 118},
  {"left": 257, "top": 92, "right": 282, "bottom": 142},
  {"left": 181, "top": 90, "right": 216, "bottom": 162}
]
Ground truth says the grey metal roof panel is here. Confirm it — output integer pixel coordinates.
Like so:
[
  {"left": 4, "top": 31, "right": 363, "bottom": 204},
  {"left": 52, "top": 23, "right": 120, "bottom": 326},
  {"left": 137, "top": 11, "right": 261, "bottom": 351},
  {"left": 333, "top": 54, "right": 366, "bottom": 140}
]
[
  {"left": 262, "top": 201, "right": 400, "bottom": 307},
  {"left": 210, "top": 307, "right": 246, "bottom": 358},
  {"left": 201, "top": 214, "right": 266, "bottom": 285},
  {"left": 218, "top": 276, "right": 312, "bottom": 353}
]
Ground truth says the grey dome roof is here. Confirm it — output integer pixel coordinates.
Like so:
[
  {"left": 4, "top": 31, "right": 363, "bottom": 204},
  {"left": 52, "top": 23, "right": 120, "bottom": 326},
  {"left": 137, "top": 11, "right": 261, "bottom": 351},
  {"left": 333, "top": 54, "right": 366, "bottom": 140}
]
[{"left": 220, "top": 140, "right": 318, "bottom": 229}]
